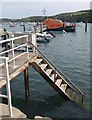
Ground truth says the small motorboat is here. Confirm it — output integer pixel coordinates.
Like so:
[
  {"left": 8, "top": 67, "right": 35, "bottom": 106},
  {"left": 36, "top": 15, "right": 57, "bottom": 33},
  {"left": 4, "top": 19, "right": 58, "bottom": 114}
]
[
  {"left": 36, "top": 36, "right": 50, "bottom": 43},
  {"left": 36, "top": 32, "right": 52, "bottom": 43},
  {"left": 9, "top": 22, "right": 15, "bottom": 27}
]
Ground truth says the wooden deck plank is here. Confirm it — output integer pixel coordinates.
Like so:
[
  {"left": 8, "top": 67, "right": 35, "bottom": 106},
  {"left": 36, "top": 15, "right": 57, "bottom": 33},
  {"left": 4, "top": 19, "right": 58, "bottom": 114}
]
[{"left": 0, "top": 52, "right": 37, "bottom": 88}]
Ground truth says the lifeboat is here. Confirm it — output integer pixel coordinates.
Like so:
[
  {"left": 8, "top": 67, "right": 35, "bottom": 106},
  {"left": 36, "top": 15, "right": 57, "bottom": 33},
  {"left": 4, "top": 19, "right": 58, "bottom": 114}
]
[{"left": 43, "top": 18, "right": 76, "bottom": 32}]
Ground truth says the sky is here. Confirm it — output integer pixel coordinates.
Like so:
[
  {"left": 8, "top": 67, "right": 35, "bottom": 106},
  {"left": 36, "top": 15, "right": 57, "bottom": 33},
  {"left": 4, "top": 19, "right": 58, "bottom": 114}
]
[{"left": 0, "top": 0, "right": 92, "bottom": 19}]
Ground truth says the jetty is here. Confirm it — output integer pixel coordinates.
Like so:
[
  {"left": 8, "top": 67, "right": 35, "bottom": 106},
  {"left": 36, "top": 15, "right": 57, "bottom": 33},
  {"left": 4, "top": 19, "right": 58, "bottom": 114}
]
[{"left": 0, "top": 30, "right": 85, "bottom": 118}]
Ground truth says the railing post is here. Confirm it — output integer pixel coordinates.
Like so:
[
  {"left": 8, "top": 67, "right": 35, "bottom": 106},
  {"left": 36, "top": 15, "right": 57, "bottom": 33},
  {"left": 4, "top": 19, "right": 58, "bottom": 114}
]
[
  {"left": 5, "top": 57, "right": 13, "bottom": 117},
  {"left": 81, "top": 95, "right": 84, "bottom": 106},
  {"left": 24, "top": 67, "right": 29, "bottom": 99},
  {"left": 11, "top": 40, "right": 16, "bottom": 68},
  {"left": 26, "top": 35, "right": 29, "bottom": 59},
  {"left": 85, "top": 21, "right": 87, "bottom": 32},
  {"left": 31, "top": 33, "right": 37, "bottom": 53}
]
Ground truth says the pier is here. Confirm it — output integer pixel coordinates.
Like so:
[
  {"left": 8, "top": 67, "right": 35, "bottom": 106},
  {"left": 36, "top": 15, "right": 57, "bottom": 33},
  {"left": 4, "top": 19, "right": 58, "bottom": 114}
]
[
  {"left": 0, "top": 32, "right": 37, "bottom": 118},
  {"left": 0, "top": 31, "right": 87, "bottom": 118}
]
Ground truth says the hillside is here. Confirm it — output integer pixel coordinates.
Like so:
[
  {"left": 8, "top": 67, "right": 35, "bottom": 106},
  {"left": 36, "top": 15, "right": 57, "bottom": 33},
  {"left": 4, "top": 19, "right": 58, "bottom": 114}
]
[
  {"left": 53, "top": 9, "right": 91, "bottom": 22},
  {"left": 0, "top": 9, "right": 92, "bottom": 23}
]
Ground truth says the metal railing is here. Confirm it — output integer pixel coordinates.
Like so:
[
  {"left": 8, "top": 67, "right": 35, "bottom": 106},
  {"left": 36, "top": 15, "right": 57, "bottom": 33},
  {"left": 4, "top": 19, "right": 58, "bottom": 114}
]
[
  {"left": 0, "top": 35, "right": 29, "bottom": 68},
  {"left": 0, "top": 34, "right": 31, "bottom": 117},
  {"left": 29, "top": 42, "right": 84, "bottom": 104},
  {"left": 0, "top": 57, "right": 13, "bottom": 117}
]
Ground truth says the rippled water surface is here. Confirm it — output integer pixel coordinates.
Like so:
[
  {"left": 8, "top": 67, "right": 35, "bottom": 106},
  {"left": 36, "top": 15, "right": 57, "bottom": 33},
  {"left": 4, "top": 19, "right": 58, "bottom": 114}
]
[{"left": 1, "top": 23, "right": 91, "bottom": 118}]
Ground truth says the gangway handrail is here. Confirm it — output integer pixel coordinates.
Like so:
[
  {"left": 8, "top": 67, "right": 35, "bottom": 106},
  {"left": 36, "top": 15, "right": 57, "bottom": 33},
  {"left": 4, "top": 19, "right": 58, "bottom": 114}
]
[{"left": 29, "top": 42, "right": 84, "bottom": 97}]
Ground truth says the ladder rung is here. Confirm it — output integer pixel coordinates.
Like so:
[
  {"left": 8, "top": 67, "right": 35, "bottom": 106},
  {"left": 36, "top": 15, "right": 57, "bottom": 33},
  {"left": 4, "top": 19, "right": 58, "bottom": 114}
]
[
  {"left": 71, "top": 91, "right": 77, "bottom": 100},
  {"left": 60, "top": 84, "right": 67, "bottom": 92},
  {"left": 39, "top": 64, "right": 47, "bottom": 70},
  {"left": 0, "top": 94, "right": 7, "bottom": 98},
  {"left": 65, "top": 88, "right": 72, "bottom": 97},
  {"left": 55, "top": 79, "right": 62, "bottom": 87},
  {"left": 35, "top": 58, "right": 43, "bottom": 64},
  {"left": 45, "top": 69, "right": 52, "bottom": 76},
  {"left": 50, "top": 74, "right": 55, "bottom": 82},
  {"left": 50, "top": 74, "right": 58, "bottom": 81},
  {"left": 51, "top": 74, "right": 54, "bottom": 80},
  {"left": 31, "top": 55, "right": 84, "bottom": 105}
]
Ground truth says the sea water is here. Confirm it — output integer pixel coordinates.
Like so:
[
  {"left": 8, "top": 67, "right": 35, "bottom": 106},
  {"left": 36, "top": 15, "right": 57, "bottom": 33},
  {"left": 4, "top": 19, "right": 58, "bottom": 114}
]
[{"left": 1, "top": 23, "right": 91, "bottom": 118}]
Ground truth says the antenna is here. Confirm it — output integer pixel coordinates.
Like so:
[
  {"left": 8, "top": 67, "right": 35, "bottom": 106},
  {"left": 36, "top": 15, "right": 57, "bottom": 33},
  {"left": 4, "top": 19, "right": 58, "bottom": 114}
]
[{"left": 42, "top": 8, "right": 46, "bottom": 16}]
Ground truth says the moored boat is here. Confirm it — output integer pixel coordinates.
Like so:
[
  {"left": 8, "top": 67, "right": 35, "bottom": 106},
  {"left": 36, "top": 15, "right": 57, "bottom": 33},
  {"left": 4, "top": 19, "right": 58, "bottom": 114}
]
[
  {"left": 43, "top": 18, "right": 76, "bottom": 32},
  {"left": 9, "top": 22, "right": 15, "bottom": 27},
  {"left": 36, "top": 32, "right": 53, "bottom": 43}
]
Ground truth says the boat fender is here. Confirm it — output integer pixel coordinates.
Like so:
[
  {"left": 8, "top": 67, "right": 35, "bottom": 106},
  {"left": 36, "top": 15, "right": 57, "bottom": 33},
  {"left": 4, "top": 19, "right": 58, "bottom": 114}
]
[{"left": 63, "top": 30, "right": 66, "bottom": 33}]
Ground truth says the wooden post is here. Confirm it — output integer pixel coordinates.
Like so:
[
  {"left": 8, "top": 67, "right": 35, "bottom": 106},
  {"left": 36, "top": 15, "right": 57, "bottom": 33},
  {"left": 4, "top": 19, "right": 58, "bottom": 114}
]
[
  {"left": 24, "top": 67, "right": 29, "bottom": 99},
  {"left": 85, "top": 21, "right": 87, "bottom": 32},
  {"left": 23, "top": 22, "right": 25, "bottom": 32}
]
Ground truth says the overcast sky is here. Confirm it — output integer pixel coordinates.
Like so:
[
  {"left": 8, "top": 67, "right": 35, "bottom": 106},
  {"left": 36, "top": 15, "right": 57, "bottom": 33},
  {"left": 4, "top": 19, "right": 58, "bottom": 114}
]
[{"left": 0, "top": 0, "right": 91, "bottom": 19}]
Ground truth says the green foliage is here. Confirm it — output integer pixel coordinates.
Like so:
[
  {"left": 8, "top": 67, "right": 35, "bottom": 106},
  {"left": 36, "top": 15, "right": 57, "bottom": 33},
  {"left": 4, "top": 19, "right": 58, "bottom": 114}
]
[
  {"left": 0, "top": 9, "right": 92, "bottom": 23},
  {"left": 53, "top": 9, "right": 92, "bottom": 23}
]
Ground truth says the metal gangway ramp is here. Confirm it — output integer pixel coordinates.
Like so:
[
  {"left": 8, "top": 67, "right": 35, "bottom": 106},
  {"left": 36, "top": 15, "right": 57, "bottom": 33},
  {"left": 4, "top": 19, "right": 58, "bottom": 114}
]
[{"left": 30, "top": 43, "right": 84, "bottom": 106}]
